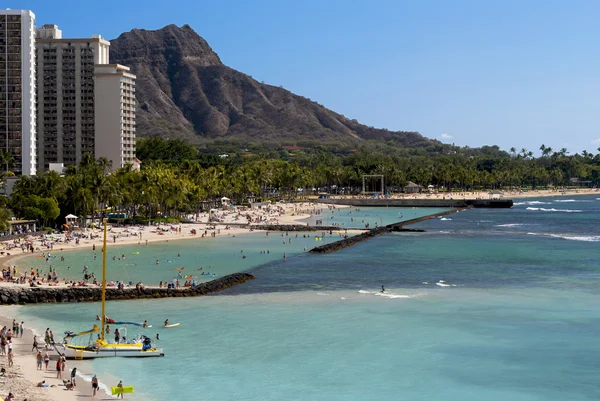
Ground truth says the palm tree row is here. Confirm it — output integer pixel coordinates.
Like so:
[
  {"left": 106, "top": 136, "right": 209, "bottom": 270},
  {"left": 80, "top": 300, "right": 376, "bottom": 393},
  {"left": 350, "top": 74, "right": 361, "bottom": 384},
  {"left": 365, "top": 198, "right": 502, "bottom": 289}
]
[{"left": 3, "top": 143, "right": 600, "bottom": 229}]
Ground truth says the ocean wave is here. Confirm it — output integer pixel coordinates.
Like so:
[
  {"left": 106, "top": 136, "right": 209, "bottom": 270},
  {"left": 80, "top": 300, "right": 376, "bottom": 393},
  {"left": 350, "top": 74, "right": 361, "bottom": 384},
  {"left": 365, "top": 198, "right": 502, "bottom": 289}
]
[
  {"left": 526, "top": 207, "right": 582, "bottom": 213},
  {"left": 496, "top": 223, "right": 524, "bottom": 227},
  {"left": 527, "top": 232, "right": 600, "bottom": 242},
  {"left": 440, "top": 218, "right": 452, "bottom": 221},
  {"left": 375, "top": 292, "right": 411, "bottom": 299},
  {"left": 554, "top": 199, "right": 592, "bottom": 203},
  {"left": 514, "top": 201, "right": 551, "bottom": 206},
  {"left": 435, "top": 280, "right": 457, "bottom": 287},
  {"left": 359, "top": 290, "right": 411, "bottom": 299},
  {"left": 549, "top": 234, "right": 600, "bottom": 242},
  {"left": 78, "top": 372, "right": 114, "bottom": 399}
]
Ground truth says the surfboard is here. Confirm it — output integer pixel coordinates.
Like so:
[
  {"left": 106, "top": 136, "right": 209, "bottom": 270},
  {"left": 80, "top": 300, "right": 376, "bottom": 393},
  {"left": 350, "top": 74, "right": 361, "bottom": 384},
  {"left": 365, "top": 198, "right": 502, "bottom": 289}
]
[
  {"left": 111, "top": 386, "right": 134, "bottom": 395},
  {"left": 164, "top": 323, "right": 180, "bottom": 328}
]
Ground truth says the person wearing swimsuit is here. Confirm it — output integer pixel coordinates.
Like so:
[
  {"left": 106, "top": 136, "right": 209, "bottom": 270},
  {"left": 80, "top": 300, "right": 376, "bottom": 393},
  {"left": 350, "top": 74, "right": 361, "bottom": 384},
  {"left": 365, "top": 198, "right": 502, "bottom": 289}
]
[{"left": 91, "top": 375, "right": 99, "bottom": 396}]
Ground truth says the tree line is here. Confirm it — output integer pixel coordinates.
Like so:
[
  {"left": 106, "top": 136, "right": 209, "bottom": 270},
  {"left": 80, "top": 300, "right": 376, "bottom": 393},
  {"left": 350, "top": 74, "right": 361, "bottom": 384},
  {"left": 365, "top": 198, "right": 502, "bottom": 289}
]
[{"left": 1, "top": 137, "right": 599, "bottom": 231}]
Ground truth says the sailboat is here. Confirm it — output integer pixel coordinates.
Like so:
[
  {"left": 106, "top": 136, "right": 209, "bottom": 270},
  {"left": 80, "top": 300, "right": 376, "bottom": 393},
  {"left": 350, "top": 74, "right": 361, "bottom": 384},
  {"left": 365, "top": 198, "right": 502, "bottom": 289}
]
[{"left": 57, "top": 219, "right": 164, "bottom": 359}]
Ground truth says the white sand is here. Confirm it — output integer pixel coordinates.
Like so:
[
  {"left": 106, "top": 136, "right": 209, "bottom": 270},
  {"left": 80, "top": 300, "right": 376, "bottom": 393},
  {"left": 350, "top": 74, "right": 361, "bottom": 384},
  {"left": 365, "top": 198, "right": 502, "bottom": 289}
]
[
  {"left": 0, "top": 202, "right": 348, "bottom": 400},
  {"left": 0, "top": 315, "right": 118, "bottom": 400},
  {"left": 0, "top": 202, "right": 345, "bottom": 270},
  {"left": 327, "top": 188, "right": 600, "bottom": 200}
]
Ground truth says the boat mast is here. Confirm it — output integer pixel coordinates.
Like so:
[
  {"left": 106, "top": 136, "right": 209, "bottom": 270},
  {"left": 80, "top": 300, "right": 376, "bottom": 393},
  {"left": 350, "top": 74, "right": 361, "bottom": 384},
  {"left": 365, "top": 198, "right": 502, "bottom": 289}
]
[{"left": 101, "top": 218, "right": 107, "bottom": 341}]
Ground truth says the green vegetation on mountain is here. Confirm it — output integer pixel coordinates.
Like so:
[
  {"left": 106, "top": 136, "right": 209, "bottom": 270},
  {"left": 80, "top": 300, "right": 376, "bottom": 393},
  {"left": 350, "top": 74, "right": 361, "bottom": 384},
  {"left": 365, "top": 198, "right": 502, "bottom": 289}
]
[{"left": 109, "top": 24, "right": 438, "bottom": 150}]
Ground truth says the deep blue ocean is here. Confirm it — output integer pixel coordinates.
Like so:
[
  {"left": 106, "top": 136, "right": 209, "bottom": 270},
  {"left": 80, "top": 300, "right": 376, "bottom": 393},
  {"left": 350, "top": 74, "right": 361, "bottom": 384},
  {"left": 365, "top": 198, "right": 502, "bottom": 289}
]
[{"left": 8, "top": 196, "right": 600, "bottom": 401}]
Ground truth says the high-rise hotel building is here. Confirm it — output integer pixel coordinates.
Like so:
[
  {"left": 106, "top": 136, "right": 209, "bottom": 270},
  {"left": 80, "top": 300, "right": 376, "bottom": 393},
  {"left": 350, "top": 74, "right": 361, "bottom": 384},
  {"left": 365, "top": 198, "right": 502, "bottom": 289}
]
[
  {"left": 94, "top": 64, "right": 136, "bottom": 169},
  {"left": 35, "top": 24, "right": 136, "bottom": 170},
  {"left": 35, "top": 24, "right": 109, "bottom": 169},
  {"left": 1, "top": 11, "right": 136, "bottom": 175},
  {"left": 0, "top": 9, "right": 37, "bottom": 176}
]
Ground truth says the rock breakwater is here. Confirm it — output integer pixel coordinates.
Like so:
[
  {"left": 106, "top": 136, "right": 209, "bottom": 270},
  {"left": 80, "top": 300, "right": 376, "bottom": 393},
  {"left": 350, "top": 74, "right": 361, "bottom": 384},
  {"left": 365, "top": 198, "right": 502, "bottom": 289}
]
[
  {"left": 0, "top": 273, "right": 254, "bottom": 305},
  {"left": 309, "top": 227, "right": 391, "bottom": 253}
]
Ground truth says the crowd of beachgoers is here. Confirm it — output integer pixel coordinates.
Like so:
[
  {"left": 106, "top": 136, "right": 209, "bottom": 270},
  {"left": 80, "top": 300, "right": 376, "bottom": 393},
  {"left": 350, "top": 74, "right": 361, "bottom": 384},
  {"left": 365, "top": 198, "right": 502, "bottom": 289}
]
[
  {"left": 0, "top": 201, "right": 354, "bottom": 401},
  {"left": 0, "top": 189, "right": 597, "bottom": 400}
]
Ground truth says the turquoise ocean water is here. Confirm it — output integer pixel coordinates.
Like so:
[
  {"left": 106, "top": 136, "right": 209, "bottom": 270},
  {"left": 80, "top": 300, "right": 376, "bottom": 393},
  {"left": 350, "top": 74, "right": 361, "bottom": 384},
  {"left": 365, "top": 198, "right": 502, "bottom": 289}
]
[{"left": 8, "top": 199, "right": 600, "bottom": 401}]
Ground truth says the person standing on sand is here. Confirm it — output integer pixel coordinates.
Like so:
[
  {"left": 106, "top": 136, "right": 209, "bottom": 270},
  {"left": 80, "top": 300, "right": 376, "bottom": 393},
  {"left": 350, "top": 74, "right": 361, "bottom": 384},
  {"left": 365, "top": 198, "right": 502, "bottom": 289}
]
[
  {"left": 36, "top": 351, "right": 43, "bottom": 370},
  {"left": 44, "top": 351, "right": 50, "bottom": 370},
  {"left": 91, "top": 375, "right": 99, "bottom": 397},
  {"left": 35, "top": 351, "right": 44, "bottom": 370},
  {"left": 7, "top": 347, "right": 13, "bottom": 367},
  {"left": 71, "top": 367, "right": 77, "bottom": 386},
  {"left": 32, "top": 335, "right": 38, "bottom": 352},
  {"left": 116, "top": 380, "right": 124, "bottom": 399},
  {"left": 55, "top": 356, "right": 62, "bottom": 379},
  {"left": 20, "top": 322, "right": 23, "bottom": 338}
]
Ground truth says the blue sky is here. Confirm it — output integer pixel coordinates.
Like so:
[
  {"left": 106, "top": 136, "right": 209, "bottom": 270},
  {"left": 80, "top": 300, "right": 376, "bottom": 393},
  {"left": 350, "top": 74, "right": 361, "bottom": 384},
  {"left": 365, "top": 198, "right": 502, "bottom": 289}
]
[{"left": 16, "top": 0, "right": 600, "bottom": 154}]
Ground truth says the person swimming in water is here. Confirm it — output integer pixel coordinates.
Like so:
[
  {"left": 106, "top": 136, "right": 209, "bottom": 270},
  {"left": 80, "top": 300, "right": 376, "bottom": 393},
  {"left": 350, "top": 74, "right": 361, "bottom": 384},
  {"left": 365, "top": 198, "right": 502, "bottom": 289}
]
[{"left": 381, "top": 285, "right": 385, "bottom": 293}]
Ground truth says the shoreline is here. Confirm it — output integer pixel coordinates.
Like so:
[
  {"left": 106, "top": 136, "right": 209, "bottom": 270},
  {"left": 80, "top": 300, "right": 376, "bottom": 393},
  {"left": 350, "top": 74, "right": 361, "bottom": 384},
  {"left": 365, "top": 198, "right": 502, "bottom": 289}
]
[
  {"left": 0, "top": 311, "right": 124, "bottom": 401},
  {"left": 317, "top": 188, "right": 599, "bottom": 201},
  {"left": 0, "top": 202, "right": 348, "bottom": 270}
]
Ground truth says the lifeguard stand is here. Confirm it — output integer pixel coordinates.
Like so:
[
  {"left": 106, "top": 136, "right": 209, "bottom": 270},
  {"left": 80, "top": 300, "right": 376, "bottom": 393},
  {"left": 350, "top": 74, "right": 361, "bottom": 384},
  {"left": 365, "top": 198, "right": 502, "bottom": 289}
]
[{"left": 65, "top": 214, "right": 79, "bottom": 229}]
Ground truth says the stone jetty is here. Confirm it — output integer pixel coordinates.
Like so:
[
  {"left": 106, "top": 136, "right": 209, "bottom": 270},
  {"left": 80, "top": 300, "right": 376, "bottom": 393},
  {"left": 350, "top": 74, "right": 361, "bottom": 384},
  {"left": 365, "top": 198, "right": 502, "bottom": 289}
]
[
  {"left": 0, "top": 272, "right": 254, "bottom": 305},
  {"left": 309, "top": 227, "right": 392, "bottom": 253}
]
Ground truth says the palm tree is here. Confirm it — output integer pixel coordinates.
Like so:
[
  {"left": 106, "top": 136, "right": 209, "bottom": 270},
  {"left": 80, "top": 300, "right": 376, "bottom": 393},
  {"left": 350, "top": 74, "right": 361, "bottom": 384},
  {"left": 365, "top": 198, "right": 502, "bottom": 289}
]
[
  {"left": 0, "top": 151, "right": 14, "bottom": 172},
  {"left": 0, "top": 207, "right": 12, "bottom": 233},
  {"left": 520, "top": 148, "right": 528, "bottom": 159}
]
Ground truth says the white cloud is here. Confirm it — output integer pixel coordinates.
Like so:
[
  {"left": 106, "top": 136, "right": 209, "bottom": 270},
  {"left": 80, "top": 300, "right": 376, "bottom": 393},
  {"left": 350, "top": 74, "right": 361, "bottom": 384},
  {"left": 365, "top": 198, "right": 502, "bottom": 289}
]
[
  {"left": 592, "top": 138, "right": 600, "bottom": 145},
  {"left": 439, "top": 133, "right": 453, "bottom": 140}
]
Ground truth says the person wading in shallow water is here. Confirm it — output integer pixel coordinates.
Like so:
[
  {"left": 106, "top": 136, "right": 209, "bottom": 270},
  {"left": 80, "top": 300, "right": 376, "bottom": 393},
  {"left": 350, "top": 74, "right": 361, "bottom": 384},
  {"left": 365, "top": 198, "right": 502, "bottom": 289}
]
[
  {"left": 381, "top": 285, "right": 385, "bottom": 293},
  {"left": 91, "top": 375, "right": 99, "bottom": 397}
]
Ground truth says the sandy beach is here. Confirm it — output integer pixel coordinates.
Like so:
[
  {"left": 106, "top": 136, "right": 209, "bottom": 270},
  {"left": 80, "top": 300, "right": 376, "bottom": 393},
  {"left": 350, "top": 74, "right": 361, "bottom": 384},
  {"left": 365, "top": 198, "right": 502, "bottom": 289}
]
[
  {"left": 0, "top": 202, "right": 347, "bottom": 401},
  {"left": 0, "top": 201, "right": 345, "bottom": 269},
  {"left": 0, "top": 191, "right": 595, "bottom": 400},
  {"left": 0, "top": 314, "right": 119, "bottom": 401},
  {"left": 338, "top": 187, "right": 600, "bottom": 200}
]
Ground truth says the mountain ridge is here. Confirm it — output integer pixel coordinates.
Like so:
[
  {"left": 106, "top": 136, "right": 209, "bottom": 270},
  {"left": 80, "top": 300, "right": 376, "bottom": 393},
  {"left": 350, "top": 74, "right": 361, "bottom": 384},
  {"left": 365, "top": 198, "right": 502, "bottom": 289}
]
[{"left": 110, "top": 24, "right": 438, "bottom": 149}]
